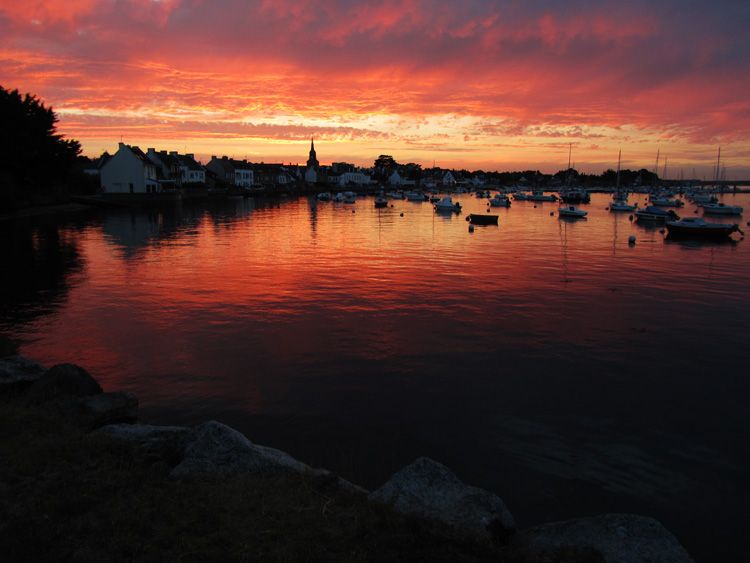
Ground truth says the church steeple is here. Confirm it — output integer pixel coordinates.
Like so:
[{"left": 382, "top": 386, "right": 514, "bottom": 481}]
[{"left": 307, "top": 136, "right": 319, "bottom": 169}]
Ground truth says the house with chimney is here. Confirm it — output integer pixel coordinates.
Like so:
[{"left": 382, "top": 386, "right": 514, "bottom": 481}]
[
  {"left": 100, "top": 143, "right": 160, "bottom": 193},
  {"left": 206, "top": 156, "right": 254, "bottom": 187}
]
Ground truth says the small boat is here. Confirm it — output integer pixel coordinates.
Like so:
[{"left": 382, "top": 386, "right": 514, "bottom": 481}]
[
  {"left": 701, "top": 203, "right": 743, "bottom": 215},
  {"left": 387, "top": 190, "right": 404, "bottom": 199},
  {"left": 610, "top": 199, "right": 636, "bottom": 212},
  {"left": 513, "top": 192, "right": 530, "bottom": 201},
  {"left": 560, "top": 188, "right": 590, "bottom": 204},
  {"left": 635, "top": 206, "right": 680, "bottom": 222},
  {"left": 650, "top": 197, "right": 683, "bottom": 207},
  {"left": 528, "top": 191, "right": 558, "bottom": 202},
  {"left": 558, "top": 206, "right": 587, "bottom": 218},
  {"left": 489, "top": 194, "right": 511, "bottom": 207},
  {"left": 666, "top": 217, "right": 743, "bottom": 239},
  {"left": 429, "top": 195, "right": 441, "bottom": 203},
  {"left": 332, "top": 192, "right": 345, "bottom": 202},
  {"left": 466, "top": 213, "right": 499, "bottom": 225},
  {"left": 405, "top": 190, "right": 427, "bottom": 202},
  {"left": 316, "top": 192, "right": 332, "bottom": 201},
  {"left": 374, "top": 197, "right": 388, "bottom": 208},
  {"left": 342, "top": 191, "right": 356, "bottom": 204},
  {"left": 434, "top": 196, "right": 461, "bottom": 213}
]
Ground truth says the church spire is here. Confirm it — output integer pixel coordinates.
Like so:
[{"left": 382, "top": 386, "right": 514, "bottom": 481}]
[{"left": 307, "top": 136, "right": 319, "bottom": 170}]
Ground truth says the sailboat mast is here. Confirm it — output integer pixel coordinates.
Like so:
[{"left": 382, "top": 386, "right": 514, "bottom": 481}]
[
  {"left": 616, "top": 149, "right": 621, "bottom": 189},
  {"left": 568, "top": 143, "right": 572, "bottom": 170},
  {"left": 715, "top": 147, "right": 721, "bottom": 185}
]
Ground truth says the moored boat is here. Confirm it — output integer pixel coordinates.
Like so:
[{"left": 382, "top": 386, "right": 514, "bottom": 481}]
[
  {"left": 558, "top": 206, "right": 587, "bottom": 218},
  {"left": 666, "top": 217, "right": 743, "bottom": 239},
  {"left": 635, "top": 206, "right": 680, "bottom": 222},
  {"left": 466, "top": 213, "right": 499, "bottom": 225},
  {"left": 610, "top": 199, "right": 636, "bottom": 212},
  {"left": 701, "top": 202, "right": 743, "bottom": 215},
  {"left": 489, "top": 194, "right": 511, "bottom": 207},
  {"left": 434, "top": 196, "right": 461, "bottom": 213},
  {"left": 374, "top": 197, "right": 388, "bottom": 208}
]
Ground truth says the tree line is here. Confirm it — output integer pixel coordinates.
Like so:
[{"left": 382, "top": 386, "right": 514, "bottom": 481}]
[{"left": 0, "top": 86, "right": 92, "bottom": 210}]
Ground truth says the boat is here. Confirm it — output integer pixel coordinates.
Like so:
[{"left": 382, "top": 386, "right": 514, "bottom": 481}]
[
  {"left": 429, "top": 195, "right": 441, "bottom": 203},
  {"left": 387, "top": 190, "right": 404, "bottom": 199},
  {"left": 332, "top": 192, "right": 345, "bottom": 202},
  {"left": 342, "top": 191, "right": 356, "bottom": 204},
  {"left": 316, "top": 192, "right": 332, "bottom": 201},
  {"left": 649, "top": 197, "right": 683, "bottom": 207},
  {"left": 666, "top": 217, "right": 743, "bottom": 239},
  {"left": 701, "top": 202, "right": 743, "bottom": 215},
  {"left": 635, "top": 206, "right": 680, "bottom": 222},
  {"left": 434, "top": 196, "right": 461, "bottom": 213},
  {"left": 528, "top": 191, "right": 558, "bottom": 202},
  {"left": 405, "top": 190, "right": 427, "bottom": 202},
  {"left": 558, "top": 206, "right": 587, "bottom": 218},
  {"left": 560, "top": 187, "right": 590, "bottom": 204},
  {"left": 374, "top": 197, "right": 388, "bottom": 208},
  {"left": 610, "top": 200, "right": 636, "bottom": 212},
  {"left": 512, "top": 192, "right": 530, "bottom": 201},
  {"left": 489, "top": 194, "right": 511, "bottom": 207},
  {"left": 466, "top": 213, "right": 499, "bottom": 225}
]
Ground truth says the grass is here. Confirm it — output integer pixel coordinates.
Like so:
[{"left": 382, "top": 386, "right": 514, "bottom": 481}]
[{"left": 0, "top": 398, "right": 503, "bottom": 562}]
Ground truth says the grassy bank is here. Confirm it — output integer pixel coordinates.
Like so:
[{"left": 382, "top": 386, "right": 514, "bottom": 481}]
[{"left": 0, "top": 399, "right": 499, "bottom": 562}]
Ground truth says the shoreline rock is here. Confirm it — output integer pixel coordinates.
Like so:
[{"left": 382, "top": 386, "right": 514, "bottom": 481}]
[{"left": 369, "top": 456, "right": 516, "bottom": 545}]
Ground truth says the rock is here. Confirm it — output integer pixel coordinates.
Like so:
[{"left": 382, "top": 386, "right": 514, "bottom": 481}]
[
  {"left": 171, "top": 420, "right": 312, "bottom": 479},
  {"left": 508, "top": 513, "right": 693, "bottom": 563},
  {"left": 98, "top": 423, "right": 192, "bottom": 464},
  {"left": 369, "top": 457, "right": 516, "bottom": 544},
  {"left": 170, "top": 421, "right": 367, "bottom": 495},
  {"left": 68, "top": 392, "right": 139, "bottom": 429},
  {"left": 0, "top": 355, "right": 45, "bottom": 393},
  {"left": 26, "top": 363, "right": 102, "bottom": 404}
]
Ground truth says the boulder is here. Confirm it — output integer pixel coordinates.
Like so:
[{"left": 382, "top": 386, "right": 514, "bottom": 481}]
[
  {"left": 369, "top": 457, "right": 516, "bottom": 544},
  {"left": 0, "top": 356, "right": 45, "bottom": 393},
  {"left": 68, "top": 392, "right": 139, "bottom": 429},
  {"left": 508, "top": 513, "right": 694, "bottom": 563},
  {"left": 170, "top": 420, "right": 311, "bottom": 479},
  {"left": 98, "top": 423, "right": 192, "bottom": 464},
  {"left": 169, "top": 421, "right": 367, "bottom": 494},
  {"left": 26, "top": 363, "right": 102, "bottom": 404}
]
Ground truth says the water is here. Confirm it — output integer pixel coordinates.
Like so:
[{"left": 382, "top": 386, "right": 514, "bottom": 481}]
[{"left": 2, "top": 192, "right": 749, "bottom": 560}]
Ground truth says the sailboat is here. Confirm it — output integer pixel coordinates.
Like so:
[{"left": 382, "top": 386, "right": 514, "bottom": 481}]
[
  {"left": 610, "top": 150, "right": 636, "bottom": 212},
  {"left": 701, "top": 148, "right": 743, "bottom": 215}
]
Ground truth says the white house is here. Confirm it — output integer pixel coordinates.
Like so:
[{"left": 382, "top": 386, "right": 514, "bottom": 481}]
[
  {"left": 388, "top": 170, "right": 404, "bottom": 186},
  {"left": 100, "top": 143, "right": 160, "bottom": 193},
  {"left": 338, "top": 171, "right": 371, "bottom": 186}
]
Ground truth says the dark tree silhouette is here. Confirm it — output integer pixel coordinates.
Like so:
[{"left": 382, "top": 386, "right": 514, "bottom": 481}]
[{"left": 0, "top": 86, "right": 81, "bottom": 208}]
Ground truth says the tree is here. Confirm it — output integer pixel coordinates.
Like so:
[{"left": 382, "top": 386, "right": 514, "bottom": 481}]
[{"left": 0, "top": 86, "right": 81, "bottom": 207}]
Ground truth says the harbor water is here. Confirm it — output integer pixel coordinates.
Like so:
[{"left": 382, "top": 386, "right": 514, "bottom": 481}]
[{"left": 2, "top": 192, "right": 749, "bottom": 560}]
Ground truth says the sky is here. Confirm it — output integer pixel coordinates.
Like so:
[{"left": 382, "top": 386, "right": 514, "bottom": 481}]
[{"left": 2, "top": 0, "right": 750, "bottom": 177}]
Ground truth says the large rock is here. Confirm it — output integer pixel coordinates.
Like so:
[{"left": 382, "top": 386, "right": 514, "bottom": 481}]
[
  {"left": 170, "top": 420, "right": 312, "bottom": 479},
  {"left": 369, "top": 457, "right": 516, "bottom": 544},
  {"left": 170, "top": 421, "right": 367, "bottom": 494},
  {"left": 98, "top": 423, "right": 192, "bottom": 464},
  {"left": 67, "top": 392, "right": 139, "bottom": 429},
  {"left": 509, "top": 513, "right": 694, "bottom": 563},
  {"left": 0, "top": 356, "right": 45, "bottom": 393},
  {"left": 26, "top": 363, "right": 102, "bottom": 404}
]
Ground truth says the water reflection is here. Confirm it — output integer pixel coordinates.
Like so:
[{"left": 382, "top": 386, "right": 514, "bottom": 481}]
[{"left": 0, "top": 217, "right": 85, "bottom": 329}]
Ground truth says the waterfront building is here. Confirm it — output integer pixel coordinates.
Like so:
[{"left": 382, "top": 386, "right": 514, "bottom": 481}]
[
  {"left": 100, "top": 143, "right": 160, "bottom": 193},
  {"left": 206, "top": 156, "right": 254, "bottom": 187}
]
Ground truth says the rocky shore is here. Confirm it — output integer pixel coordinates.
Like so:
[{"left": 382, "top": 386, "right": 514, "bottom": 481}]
[{"left": 0, "top": 353, "right": 695, "bottom": 562}]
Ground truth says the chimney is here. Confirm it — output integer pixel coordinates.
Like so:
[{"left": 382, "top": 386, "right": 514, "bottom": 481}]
[
  {"left": 186, "top": 153, "right": 194, "bottom": 159},
  {"left": 147, "top": 147, "right": 155, "bottom": 154},
  {"left": 222, "top": 156, "right": 228, "bottom": 160},
  {"left": 211, "top": 155, "right": 216, "bottom": 160},
  {"left": 118, "top": 142, "right": 125, "bottom": 149}
]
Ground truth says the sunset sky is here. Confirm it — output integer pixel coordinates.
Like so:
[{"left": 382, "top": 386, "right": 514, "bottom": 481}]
[{"left": 2, "top": 0, "right": 749, "bottom": 177}]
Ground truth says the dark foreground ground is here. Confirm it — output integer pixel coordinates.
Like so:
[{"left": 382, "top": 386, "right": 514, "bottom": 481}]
[{"left": 0, "top": 398, "right": 506, "bottom": 562}]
